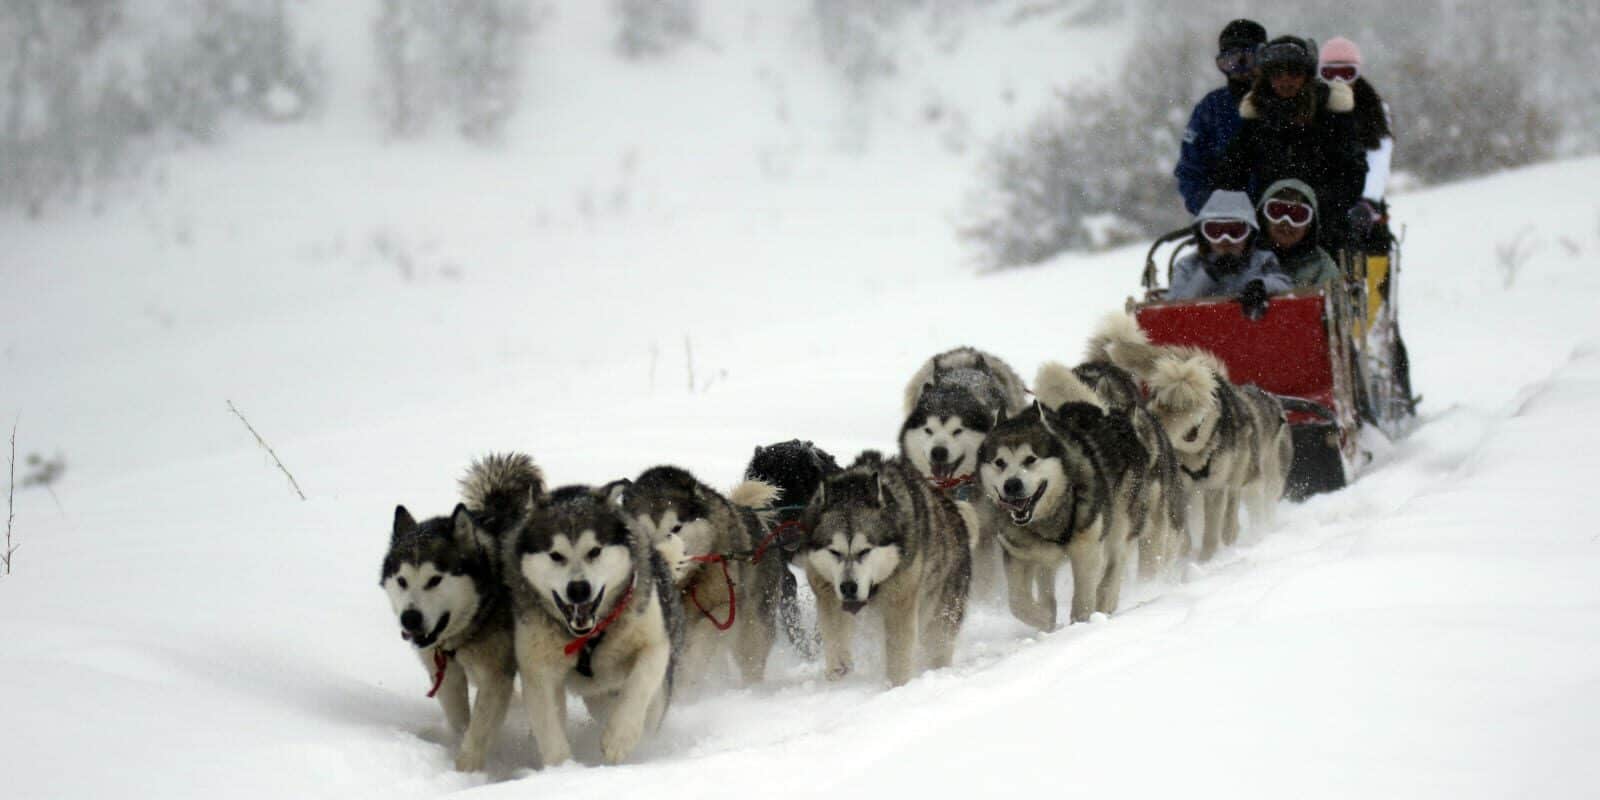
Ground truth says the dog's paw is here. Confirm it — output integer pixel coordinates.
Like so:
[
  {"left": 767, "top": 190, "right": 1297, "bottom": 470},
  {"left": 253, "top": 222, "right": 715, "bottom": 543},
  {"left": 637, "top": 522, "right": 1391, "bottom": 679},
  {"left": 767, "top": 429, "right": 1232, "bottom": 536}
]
[
  {"left": 600, "top": 718, "right": 644, "bottom": 764},
  {"left": 454, "top": 747, "right": 487, "bottom": 773},
  {"left": 536, "top": 740, "right": 572, "bottom": 769}
]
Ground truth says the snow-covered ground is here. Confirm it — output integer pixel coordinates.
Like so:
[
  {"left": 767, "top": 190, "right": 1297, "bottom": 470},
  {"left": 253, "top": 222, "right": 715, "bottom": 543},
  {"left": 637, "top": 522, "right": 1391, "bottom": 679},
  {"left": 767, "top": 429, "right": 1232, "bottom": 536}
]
[{"left": 4, "top": 5, "right": 1600, "bottom": 797}]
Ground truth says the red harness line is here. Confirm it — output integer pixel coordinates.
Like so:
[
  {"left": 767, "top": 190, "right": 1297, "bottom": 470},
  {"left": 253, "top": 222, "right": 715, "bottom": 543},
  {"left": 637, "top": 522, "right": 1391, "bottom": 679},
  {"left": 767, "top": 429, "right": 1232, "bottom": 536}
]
[
  {"left": 927, "top": 473, "right": 975, "bottom": 492},
  {"left": 425, "top": 649, "right": 451, "bottom": 698},
  {"left": 563, "top": 579, "right": 636, "bottom": 658},
  {"left": 685, "top": 516, "right": 811, "bottom": 631},
  {"left": 687, "top": 553, "right": 737, "bottom": 631}
]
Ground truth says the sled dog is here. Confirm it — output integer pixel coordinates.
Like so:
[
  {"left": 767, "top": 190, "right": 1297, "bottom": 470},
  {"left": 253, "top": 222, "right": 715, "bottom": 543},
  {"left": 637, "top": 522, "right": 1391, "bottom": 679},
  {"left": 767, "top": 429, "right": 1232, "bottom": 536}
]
[
  {"left": 1077, "top": 324, "right": 1191, "bottom": 576},
  {"left": 614, "top": 465, "right": 785, "bottom": 686},
  {"left": 976, "top": 368, "right": 1146, "bottom": 630},
  {"left": 505, "top": 484, "right": 684, "bottom": 766},
  {"left": 1099, "top": 315, "right": 1293, "bottom": 561},
  {"left": 380, "top": 452, "right": 543, "bottom": 771},
  {"left": 900, "top": 347, "right": 1030, "bottom": 491},
  {"left": 799, "top": 453, "right": 978, "bottom": 686},
  {"left": 744, "top": 439, "right": 844, "bottom": 657}
]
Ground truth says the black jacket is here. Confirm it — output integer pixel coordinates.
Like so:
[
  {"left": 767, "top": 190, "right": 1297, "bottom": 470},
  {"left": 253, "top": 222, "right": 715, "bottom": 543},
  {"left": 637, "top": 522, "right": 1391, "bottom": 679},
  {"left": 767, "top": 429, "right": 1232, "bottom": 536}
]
[{"left": 1216, "top": 80, "right": 1366, "bottom": 250}]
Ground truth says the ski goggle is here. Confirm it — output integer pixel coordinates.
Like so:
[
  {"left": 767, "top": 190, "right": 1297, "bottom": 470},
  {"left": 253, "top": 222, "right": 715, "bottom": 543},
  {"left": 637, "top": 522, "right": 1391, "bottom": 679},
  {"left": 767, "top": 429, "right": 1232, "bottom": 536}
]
[
  {"left": 1263, "top": 199, "right": 1314, "bottom": 227},
  {"left": 1215, "top": 47, "right": 1257, "bottom": 75},
  {"left": 1319, "top": 63, "right": 1359, "bottom": 83},
  {"left": 1199, "top": 219, "right": 1252, "bottom": 244}
]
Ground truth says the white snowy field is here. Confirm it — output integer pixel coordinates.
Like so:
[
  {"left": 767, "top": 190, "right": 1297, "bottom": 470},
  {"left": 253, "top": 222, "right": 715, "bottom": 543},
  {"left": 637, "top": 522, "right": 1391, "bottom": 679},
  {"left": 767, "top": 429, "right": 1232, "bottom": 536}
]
[
  {"left": 4, "top": 5, "right": 1600, "bottom": 795},
  {"left": 5, "top": 151, "right": 1599, "bottom": 798}
]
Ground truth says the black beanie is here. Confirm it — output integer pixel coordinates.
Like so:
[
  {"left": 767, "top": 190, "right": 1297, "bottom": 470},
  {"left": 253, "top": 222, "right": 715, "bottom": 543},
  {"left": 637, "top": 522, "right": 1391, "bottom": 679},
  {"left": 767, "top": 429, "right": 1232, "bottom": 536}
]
[{"left": 1218, "top": 19, "right": 1267, "bottom": 52}]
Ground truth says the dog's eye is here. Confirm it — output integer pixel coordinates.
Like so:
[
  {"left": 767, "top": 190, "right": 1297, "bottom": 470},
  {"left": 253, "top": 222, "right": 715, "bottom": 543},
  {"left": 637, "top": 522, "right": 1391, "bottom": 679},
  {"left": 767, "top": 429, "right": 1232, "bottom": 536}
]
[
  {"left": 854, "top": 547, "right": 872, "bottom": 563},
  {"left": 1022, "top": 455, "right": 1036, "bottom": 467},
  {"left": 549, "top": 552, "right": 567, "bottom": 564},
  {"left": 826, "top": 548, "right": 844, "bottom": 560},
  {"left": 586, "top": 547, "right": 602, "bottom": 561},
  {"left": 424, "top": 575, "right": 442, "bottom": 590},
  {"left": 953, "top": 428, "right": 963, "bottom": 436},
  {"left": 396, "top": 577, "right": 408, "bottom": 589},
  {"left": 994, "top": 458, "right": 1007, "bottom": 470},
  {"left": 670, "top": 524, "right": 682, "bottom": 534},
  {"left": 923, "top": 427, "right": 932, "bottom": 435}
]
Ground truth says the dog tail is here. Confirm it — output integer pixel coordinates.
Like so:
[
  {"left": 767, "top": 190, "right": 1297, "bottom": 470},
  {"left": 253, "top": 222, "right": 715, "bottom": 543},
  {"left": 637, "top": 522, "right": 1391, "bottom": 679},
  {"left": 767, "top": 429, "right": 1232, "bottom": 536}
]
[
  {"left": 1146, "top": 354, "right": 1216, "bottom": 414},
  {"left": 1273, "top": 394, "right": 1337, "bottom": 422},
  {"left": 460, "top": 452, "right": 545, "bottom": 537},
  {"left": 1034, "top": 361, "right": 1106, "bottom": 413},
  {"left": 729, "top": 478, "right": 780, "bottom": 510},
  {"left": 1084, "top": 311, "right": 1148, "bottom": 363}
]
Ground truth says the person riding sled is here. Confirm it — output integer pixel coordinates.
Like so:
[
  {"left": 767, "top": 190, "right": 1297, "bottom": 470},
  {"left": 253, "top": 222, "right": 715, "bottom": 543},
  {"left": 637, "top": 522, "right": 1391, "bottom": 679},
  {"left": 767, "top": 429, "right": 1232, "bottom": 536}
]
[
  {"left": 1215, "top": 36, "right": 1366, "bottom": 251},
  {"left": 1174, "top": 18, "right": 1269, "bottom": 215},
  {"left": 1256, "top": 178, "right": 1340, "bottom": 289},
  {"left": 1169, "top": 190, "right": 1291, "bottom": 320}
]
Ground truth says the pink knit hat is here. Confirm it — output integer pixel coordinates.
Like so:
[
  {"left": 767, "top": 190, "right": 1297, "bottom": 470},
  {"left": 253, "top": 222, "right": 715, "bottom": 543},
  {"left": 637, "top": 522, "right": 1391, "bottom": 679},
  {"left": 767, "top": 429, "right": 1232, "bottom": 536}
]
[{"left": 1319, "top": 36, "right": 1362, "bottom": 66}]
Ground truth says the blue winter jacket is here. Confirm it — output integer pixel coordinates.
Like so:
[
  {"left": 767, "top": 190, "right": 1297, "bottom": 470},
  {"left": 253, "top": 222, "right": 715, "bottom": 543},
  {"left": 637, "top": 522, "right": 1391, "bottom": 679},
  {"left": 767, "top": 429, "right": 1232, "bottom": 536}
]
[{"left": 1175, "top": 84, "right": 1248, "bottom": 215}]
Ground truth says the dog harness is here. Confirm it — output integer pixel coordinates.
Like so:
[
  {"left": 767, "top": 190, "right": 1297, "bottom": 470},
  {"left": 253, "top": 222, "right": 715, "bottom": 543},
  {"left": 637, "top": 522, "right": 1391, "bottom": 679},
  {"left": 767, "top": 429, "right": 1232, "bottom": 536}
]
[
  {"left": 687, "top": 553, "right": 738, "bottom": 631},
  {"left": 425, "top": 649, "right": 453, "bottom": 698},
  {"left": 564, "top": 578, "right": 635, "bottom": 678}
]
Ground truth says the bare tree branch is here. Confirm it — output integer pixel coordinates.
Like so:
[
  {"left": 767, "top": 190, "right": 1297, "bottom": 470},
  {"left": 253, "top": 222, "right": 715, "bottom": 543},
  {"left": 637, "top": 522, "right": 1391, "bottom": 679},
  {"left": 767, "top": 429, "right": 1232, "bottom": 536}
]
[{"left": 227, "top": 400, "right": 306, "bottom": 501}]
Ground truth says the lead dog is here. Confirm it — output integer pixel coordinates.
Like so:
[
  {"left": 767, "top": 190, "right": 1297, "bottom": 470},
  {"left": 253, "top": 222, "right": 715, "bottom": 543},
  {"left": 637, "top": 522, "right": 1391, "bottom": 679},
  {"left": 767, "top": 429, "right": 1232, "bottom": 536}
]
[
  {"left": 380, "top": 453, "right": 542, "bottom": 771},
  {"left": 504, "top": 483, "right": 684, "bottom": 766}
]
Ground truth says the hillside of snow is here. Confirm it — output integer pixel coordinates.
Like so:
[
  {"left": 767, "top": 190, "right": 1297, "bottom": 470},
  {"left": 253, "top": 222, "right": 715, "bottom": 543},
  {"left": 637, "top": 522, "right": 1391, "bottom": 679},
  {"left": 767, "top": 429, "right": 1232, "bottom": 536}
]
[{"left": 4, "top": 4, "right": 1600, "bottom": 797}]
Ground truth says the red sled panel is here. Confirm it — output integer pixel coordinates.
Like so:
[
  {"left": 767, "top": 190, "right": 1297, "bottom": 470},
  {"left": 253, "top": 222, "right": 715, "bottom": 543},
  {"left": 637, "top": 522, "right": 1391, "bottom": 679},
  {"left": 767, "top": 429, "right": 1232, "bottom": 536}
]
[{"left": 1134, "top": 293, "right": 1336, "bottom": 425}]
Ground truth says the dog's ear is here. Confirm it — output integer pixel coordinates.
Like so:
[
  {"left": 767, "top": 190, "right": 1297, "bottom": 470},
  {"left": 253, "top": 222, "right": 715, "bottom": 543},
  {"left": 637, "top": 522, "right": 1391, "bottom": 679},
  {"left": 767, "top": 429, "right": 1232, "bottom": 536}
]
[
  {"left": 973, "top": 354, "right": 989, "bottom": 371},
  {"left": 872, "top": 472, "right": 886, "bottom": 507},
  {"left": 450, "top": 503, "right": 478, "bottom": 551},
  {"left": 393, "top": 505, "right": 417, "bottom": 540},
  {"left": 599, "top": 478, "right": 630, "bottom": 507},
  {"left": 995, "top": 406, "right": 1009, "bottom": 426}
]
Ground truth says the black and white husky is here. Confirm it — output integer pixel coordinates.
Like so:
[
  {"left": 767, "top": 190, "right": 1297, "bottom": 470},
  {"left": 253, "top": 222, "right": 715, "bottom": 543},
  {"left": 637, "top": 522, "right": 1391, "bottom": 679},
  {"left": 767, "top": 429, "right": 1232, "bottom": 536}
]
[
  {"left": 899, "top": 347, "right": 1030, "bottom": 491},
  {"left": 744, "top": 439, "right": 844, "bottom": 659},
  {"left": 380, "top": 453, "right": 543, "bottom": 771},
  {"left": 799, "top": 453, "right": 979, "bottom": 686},
  {"left": 504, "top": 483, "right": 685, "bottom": 766},
  {"left": 1098, "top": 315, "right": 1294, "bottom": 562},
  {"left": 614, "top": 465, "right": 784, "bottom": 687},
  {"left": 976, "top": 370, "right": 1147, "bottom": 630}
]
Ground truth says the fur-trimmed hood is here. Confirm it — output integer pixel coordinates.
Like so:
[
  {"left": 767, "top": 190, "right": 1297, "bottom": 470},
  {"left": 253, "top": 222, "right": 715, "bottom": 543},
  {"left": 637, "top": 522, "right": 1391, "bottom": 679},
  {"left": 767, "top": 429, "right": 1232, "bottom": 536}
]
[{"left": 1240, "top": 78, "right": 1352, "bottom": 121}]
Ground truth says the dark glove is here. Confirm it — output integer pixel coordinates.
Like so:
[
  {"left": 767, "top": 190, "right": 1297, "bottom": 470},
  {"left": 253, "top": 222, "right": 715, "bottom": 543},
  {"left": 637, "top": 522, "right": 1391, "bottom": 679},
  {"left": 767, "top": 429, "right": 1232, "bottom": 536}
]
[
  {"left": 1347, "top": 199, "right": 1380, "bottom": 236},
  {"left": 1204, "top": 253, "right": 1245, "bottom": 282},
  {"left": 1238, "top": 279, "right": 1269, "bottom": 320}
]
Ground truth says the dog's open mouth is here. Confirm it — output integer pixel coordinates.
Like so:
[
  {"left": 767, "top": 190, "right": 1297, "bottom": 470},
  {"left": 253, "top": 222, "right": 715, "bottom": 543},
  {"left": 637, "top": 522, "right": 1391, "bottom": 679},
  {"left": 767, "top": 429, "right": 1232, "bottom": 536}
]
[
  {"left": 840, "top": 598, "right": 868, "bottom": 615},
  {"left": 996, "top": 481, "right": 1047, "bottom": 525},
  {"left": 553, "top": 587, "right": 605, "bottom": 635},
  {"left": 402, "top": 612, "right": 451, "bottom": 649},
  {"left": 930, "top": 454, "right": 967, "bottom": 482}
]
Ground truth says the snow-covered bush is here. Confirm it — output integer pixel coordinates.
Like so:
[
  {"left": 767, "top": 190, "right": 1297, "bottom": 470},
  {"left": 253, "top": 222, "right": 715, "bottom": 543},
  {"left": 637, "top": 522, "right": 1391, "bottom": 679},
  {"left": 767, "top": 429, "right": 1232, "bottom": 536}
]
[
  {"left": 373, "top": 0, "right": 538, "bottom": 142},
  {"left": 0, "top": 0, "right": 321, "bottom": 215},
  {"left": 960, "top": 24, "right": 1210, "bottom": 266},
  {"left": 612, "top": 0, "right": 697, "bottom": 59}
]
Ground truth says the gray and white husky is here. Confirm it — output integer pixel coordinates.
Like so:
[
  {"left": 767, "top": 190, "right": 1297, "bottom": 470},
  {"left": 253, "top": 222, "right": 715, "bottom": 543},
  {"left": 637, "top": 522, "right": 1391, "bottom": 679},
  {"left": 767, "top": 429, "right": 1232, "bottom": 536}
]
[
  {"left": 380, "top": 452, "right": 543, "bottom": 771},
  {"left": 900, "top": 347, "right": 1030, "bottom": 490},
  {"left": 799, "top": 453, "right": 979, "bottom": 686},
  {"left": 615, "top": 465, "right": 784, "bottom": 687},
  {"left": 1099, "top": 315, "right": 1293, "bottom": 562},
  {"left": 504, "top": 484, "right": 685, "bottom": 766},
  {"left": 976, "top": 365, "right": 1148, "bottom": 630},
  {"left": 900, "top": 348, "right": 1028, "bottom": 597}
]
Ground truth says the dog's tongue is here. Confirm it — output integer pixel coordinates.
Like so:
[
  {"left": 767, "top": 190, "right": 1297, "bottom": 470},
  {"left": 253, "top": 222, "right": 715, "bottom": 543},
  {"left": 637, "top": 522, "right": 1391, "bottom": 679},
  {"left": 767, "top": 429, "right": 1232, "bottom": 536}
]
[
  {"left": 570, "top": 601, "right": 599, "bottom": 631},
  {"left": 841, "top": 599, "right": 867, "bottom": 615}
]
